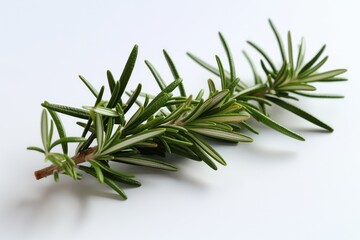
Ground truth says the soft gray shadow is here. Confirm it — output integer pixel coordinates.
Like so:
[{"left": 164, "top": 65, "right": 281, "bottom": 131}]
[
  {"left": 235, "top": 143, "right": 296, "bottom": 162},
  {"left": 8, "top": 178, "right": 122, "bottom": 236},
  {"left": 9, "top": 127, "right": 304, "bottom": 233},
  {"left": 12, "top": 155, "right": 208, "bottom": 224}
]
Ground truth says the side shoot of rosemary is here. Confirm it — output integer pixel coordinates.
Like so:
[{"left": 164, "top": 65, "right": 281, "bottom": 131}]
[{"left": 28, "top": 20, "right": 346, "bottom": 200}]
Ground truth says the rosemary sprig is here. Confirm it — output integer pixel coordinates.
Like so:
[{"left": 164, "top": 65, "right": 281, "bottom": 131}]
[
  {"left": 188, "top": 19, "right": 346, "bottom": 133},
  {"left": 28, "top": 20, "right": 346, "bottom": 199}
]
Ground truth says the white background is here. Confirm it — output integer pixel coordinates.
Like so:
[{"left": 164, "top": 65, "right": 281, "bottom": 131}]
[{"left": 1, "top": 1, "right": 359, "bottom": 239}]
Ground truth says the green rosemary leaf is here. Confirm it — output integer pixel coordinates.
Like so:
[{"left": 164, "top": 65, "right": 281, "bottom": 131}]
[
  {"left": 319, "top": 77, "right": 347, "bottom": 82},
  {"left": 277, "top": 82, "right": 316, "bottom": 91},
  {"left": 207, "top": 99, "right": 242, "bottom": 114},
  {"left": 239, "top": 121, "right": 259, "bottom": 135},
  {"left": 95, "top": 114, "right": 104, "bottom": 152},
  {"left": 189, "top": 123, "right": 226, "bottom": 132},
  {"left": 124, "top": 83, "right": 142, "bottom": 114},
  {"left": 195, "top": 89, "right": 205, "bottom": 100},
  {"left": 83, "top": 106, "right": 119, "bottom": 117},
  {"left": 145, "top": 60, "right": 174, "bottom": 111},
  {"left": 159, "top": 137, "right": 171, "bottom": 153},
  {"left": 236, "top": 96, "right": 272, "bottom": 105},
  {"left": 247, "top": 41, "right": 277, "bottom": 73},
  {"left": 204, "top": 89, "right": 230, "bottom": 112},
  {"left": 79, "top": 75, "right": 98, "bottom": 98},
  {"left": 27, "top": 146, "right": 45, "bottom": 154},
  {"left": 77, "top": 133, "right": 96, "bottom": 153},
  {"left": 115, "top": 103, "right": 125, "bottom": 126},
  {"left": 269, "top": 19, "right": 286, "bottom": 62},
  {"left": 297, "top": 56, "right": 328, "bottom": 78},
  {"left": 243, "top": 50, "right": 262, "bottom": 84},
  {"left": 48, "top": 110, "right": 67, "bottom": 154},
  {"left": 234, "top": 83, "right": 267, "bottom": 98},
  {"left": 164, "top": 99, "right": 200, "bottom": 106},
  {"left": 118, "top": 45, "right": 138, "bottom": 98},
  {"left": 41, "top": 110, "right": 49, "bottom": 152},
  {"left": 88, "top": 160, "right": 105, "bottom": 183},
  {"left": 198, "top": 113, "right": 249, "bottom": 123},
  {"left": 292, "top": 91, "right": 344, "bottom": 98},
  {"left": 187, "top": 52, "right": 223, "bottom": 76},
  {"left": 125, "top": 106, "right": 144, "bottom": 129},
  {"left": 213, "top": 122, "right": 234, "bottom": 131},
  {"left": 53, "top": 171, "right": 59, "bottom": 182},
  {"left": 145, "top": 60, "right": 167, "bottom": 92},
  {"left": 295, "top": 37, "right": 305, "bottom": 73},
  {"left": 208, "top": 79, "right": 217, "bottom": 94},
  {"left": 91, "top": 159, "right": 134, "bottom": 178},
  {"left": 215, "top": 55, "right": 227, "bottom": 90},
  {"left": 298, "top": 45, "right": 326, "bottom": 74},
  {"left": 63, "top": 154, "right": 76, "bottom": 167},
  {"left": 49, "top": 137, "right": 87, "bottom": 151},
  {"left": 129, "top": 93, "right": 171, "bottom": 128},
  {"left": 187, "top": 132, "right": 226, "bottom": 166},
  {"left": 274, "top": 61, "right": 289, "bottom": 87},
  {"left": 114, "top": 155, "right": 177, "bottom": 171},
  {"left": 125, "top": 116, "right": 165, "bottom": 136},
  {"left": 266, "top": 96, "right": 333, "bottom": 131},
  {"left": 139, "top": 78, "right": 182, "bottom": 116},
  {"left": 162, "top": 103, "right": 189, "bottom": 123},
  {"left": 42, "top": 101, "right": 90, "bottom": 119},
  {"left": 95, "top": 155, "right": 114, "bottom": 161},
  {"left": 260, "top": 60, "right": 276, "bottom": 79},
  {"left": 227, "top": 77, "right": 241, "bottom": 95},
  {"left": 163, "top": 125, "right": 188, "bottom": 133},
  {"left": 258, "top": 102, "right": 268, "bottom": 115},
  {"left": 135, "top": 141, "right": 158, "bottom": 148},
  {"left": 46, "top": 154, "right": 63, "bottom": 167},
  {"left": 144, "top": 94, "right": 151, "bottom": 108},
  {"left": 288, "top": 31, "right": 294, "bottom": 78},
  {"left": 189, "top": 141, "right": 218, "bottom": 170},
  {"left": 241, "top": 102, "right": 305, "bottom": 141},
  {"left": 299, "top": 69, "right": 347, "bottom": 82},
  {"left": 105, "top": 118, "right": 115, "bottom": 142},
  {"left": 163, "top": 50, "right": 186, "bottom": 97},
  {"left": 125, "top": 79, "right": 182, "bottom": 128},
  {"left": 103, "top": 170, "right": 141, "bottom": 187},
  {"left": 104, "top": 178, "right": 128, "bottom": 199},
  {"left": 273, "top": 92, "right": 299, "bottom": 101},
  {"left": 106, "top": 70, "right": 115, "bottom": 93},
  {"left": 62, "top": 162, "right": 75, "bottom": 179},
  {"left": 182, "top": 99, "right": 209, "bottom": 123},
  {"left": 102, "top": 129, "right": 166, "bottom": 155},
  {"left": 95, "top": 86, "right": 105, "bottom": 106},
  {"left": 77, "top": 121, "right": 95, "bottom": 132},
  {"left": 186, "top": 121, "right": 216, "bottom": 128},
  {"left": 160, "top": 78, "right": 183, "bottom": 95},
  {"left": 103, "top": 126, "right": 122, "bottom": 150},
  {"left": 162, "top": 135, "right": 193, "bottom": 146},
  {"left": 189, "top": 127, "right": 253, "bottom": 142},
  {"left": 107, "top": 81, "right": 121, "bottom": 109},
  {"left": 48, "top": 120, "right": 54, "bottom": 151},
  {"left": 219, "top": 32, "right": 236, "bottom": 81},
  {"left": 162, "top": 50, "right": 180, "bottom": 79}
]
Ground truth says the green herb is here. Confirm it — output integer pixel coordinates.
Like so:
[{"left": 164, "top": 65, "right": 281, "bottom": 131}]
[{"left": 28, "top": 20, "right": 346, "bottom": 199}]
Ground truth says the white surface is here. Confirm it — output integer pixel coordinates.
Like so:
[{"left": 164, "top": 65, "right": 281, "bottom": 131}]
[{"left": 1, "top": 1, "right": 359, "bottom": 239}]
